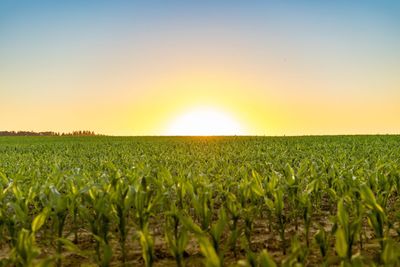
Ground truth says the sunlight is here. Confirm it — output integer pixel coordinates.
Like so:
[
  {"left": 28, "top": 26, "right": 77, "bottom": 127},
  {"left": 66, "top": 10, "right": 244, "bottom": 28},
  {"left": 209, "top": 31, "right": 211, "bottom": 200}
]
[{"left": 165, "top": 107, "right": 244, "bottom": 136}]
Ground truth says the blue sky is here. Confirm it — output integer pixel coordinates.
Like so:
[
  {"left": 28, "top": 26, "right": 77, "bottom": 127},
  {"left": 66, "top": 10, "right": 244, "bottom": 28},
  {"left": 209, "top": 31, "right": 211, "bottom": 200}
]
[{"left": 1, "top": 1, "right": 399, "bottom": 135}]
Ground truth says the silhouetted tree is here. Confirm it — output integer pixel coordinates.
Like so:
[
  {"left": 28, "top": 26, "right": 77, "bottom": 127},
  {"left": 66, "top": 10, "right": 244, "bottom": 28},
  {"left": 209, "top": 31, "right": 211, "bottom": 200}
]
[{"left": 0, "top": 130, "right": 101, "bottom": 136}]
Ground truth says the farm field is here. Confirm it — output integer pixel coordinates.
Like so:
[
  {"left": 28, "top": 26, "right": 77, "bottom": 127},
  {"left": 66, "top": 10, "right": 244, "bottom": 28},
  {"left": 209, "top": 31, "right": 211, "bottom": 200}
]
[{"left": 1, "top": 136, "right": 400, "bottom": 266}]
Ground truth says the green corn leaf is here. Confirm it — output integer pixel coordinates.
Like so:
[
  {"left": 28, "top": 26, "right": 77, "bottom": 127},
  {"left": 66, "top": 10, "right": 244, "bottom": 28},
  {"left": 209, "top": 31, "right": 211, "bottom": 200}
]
[
  {"left": 58, "top": 238, "right": 87, "bottom": 256},
  {"left": 180, "top": 215, "right": 203, "bottom": 235},
  {"left": 258, "top": 250, "right": 277, "bottom": 267},
  {"left": 337, "top": 199, "right": 348, "bottom": 227},
  {"left": 198, "top": 236, "right": 221, "bottom": 267},
  {"left": 335, "top": 227, "right": 348, "bottom": 259},
  {"left": 314, "top": 228, "right": 328, "bottom": 257},
  {"left": 32, "top": 209, "right": 48, "bottom": 233},
  {"left": 382, "top": 239, "right": 400, "bottom": 265},
  {"left": 360, "top": 184, "right": 376, "bottom": 206}
]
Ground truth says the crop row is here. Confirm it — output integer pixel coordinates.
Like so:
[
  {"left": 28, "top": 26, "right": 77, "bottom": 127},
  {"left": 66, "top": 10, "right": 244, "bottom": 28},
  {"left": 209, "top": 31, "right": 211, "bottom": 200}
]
[{"left": 0, "top": 136, "right": 399, "bottom": 266}]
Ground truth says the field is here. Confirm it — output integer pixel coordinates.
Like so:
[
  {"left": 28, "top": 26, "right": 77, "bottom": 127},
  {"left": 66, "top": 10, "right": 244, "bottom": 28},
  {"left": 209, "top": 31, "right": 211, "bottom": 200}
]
[{"left": 0, "top": 136, "right": 400, "bottom": 266}]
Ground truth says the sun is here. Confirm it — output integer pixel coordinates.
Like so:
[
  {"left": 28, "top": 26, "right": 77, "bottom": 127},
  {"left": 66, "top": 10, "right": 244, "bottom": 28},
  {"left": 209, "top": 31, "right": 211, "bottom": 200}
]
[{"left": 165, "top": 107, "right": 244, "bottom": 136}]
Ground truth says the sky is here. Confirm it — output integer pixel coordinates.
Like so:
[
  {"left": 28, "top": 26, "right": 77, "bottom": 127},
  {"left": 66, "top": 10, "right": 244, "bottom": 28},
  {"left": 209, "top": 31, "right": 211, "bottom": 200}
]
[{"left": 1, "top": 0, "right": 399, "bottom": 135}]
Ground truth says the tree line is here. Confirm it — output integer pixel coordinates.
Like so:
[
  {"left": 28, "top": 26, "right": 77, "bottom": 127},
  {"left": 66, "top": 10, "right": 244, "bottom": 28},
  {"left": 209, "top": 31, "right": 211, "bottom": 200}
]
[{"left": 0, "top": 130, "right": 102, "bottom": 136}]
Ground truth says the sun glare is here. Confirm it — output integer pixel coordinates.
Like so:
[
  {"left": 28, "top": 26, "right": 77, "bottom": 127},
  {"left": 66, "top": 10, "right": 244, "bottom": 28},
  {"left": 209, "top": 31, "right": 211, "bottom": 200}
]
[{"left": 165, "top": 107, "right": 244, "bottom": 136}]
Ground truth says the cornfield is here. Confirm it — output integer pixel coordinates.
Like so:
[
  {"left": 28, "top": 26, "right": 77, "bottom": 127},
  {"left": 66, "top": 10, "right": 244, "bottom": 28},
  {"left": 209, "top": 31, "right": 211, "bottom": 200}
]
[{"left": 0, "top": 135, "right": 400, "bottom": 266}]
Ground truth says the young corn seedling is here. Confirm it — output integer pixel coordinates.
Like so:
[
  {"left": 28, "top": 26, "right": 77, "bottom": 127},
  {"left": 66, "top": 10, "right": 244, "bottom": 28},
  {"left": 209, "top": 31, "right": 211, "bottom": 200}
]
[
  {"left": 130, "top": 177, "right": 160, "bottom": 267},
  {"left": 198, "top": 235, "right": 222, "bottom": 267},
  {"left": 265, "top": 190, "right": 286, "bottom": 254},
  {"left": 93, "top": 235, "right": 113, "bottom": 267},
  {"left": 237, "top": 249, "right": 277, "bottom": 267},
  {"left": 131, "top": 177, "right": 160, "bottom": 231},
  {"left": 191, "top": 187, "right": 213, "bottom": 231},
  {"left": 181, "top": 213, "right": 223, "bottom": 267},
  {"left": 359, "top": 184, "right": 386, "bottom": 255},
  {"left": 314, "top": 227, "right": 329, "bottom": 265},
  {"left": 258, "top": 250, "right": 277, "bottom": 267},
  {"left": 65, "top": 177, "right": 84, "bottom": 244},
  {"left": 42, "top": 185, "right": 69, "bottom": 267},
  {"left": 381, "top": 238, "right": 400, "bottom": 266},
  {"left": 225, "top": 193, "right": 241, "bottom": 257},
  {"left": 282, "top": 236, "right": 308, "bottom": 267},
  {"left": 240, "top": 250, "right": 258, "bottom": 267},
  {"left": 164, "top": 204, "right": 188, "bottom": 267},
  {"left": 242, "top": 206, "right": 257, "bottom": 251},
  {"left": 264, "top": 171, "right": 279, "bottom": 233},
  {"left": 284, "top": 164, "right": 301, "bottom": 230},
  {"left": 0, "top": 174, "right": 14, "bottom": 246},
  {"left": 11, "top": 229, "right": 41, "bottom": 267},
  {"left": 238, "top": 171, "right": 264, "bottom": 251},
  {"left": 299, "top": 194, "right": 312, "bottom": 247},
  {"left": 80, "top": 186, "right": 112, "bottom": 265},
  {"left": 7, "top": 183, "right": 36, "bottom": 245},
  {"left": 209, "top": 208, "right": 227, "bottom": 264},
  {"left": 138, "top": 228, "right": 155, "bottom": 267},
  {"left": 110, "top": 181, "right": 132, "bottom": 264},
  {"left": 335, "top": 198, "right": 361, "bottom": 262},
  {"left": 11, "top": 208, "right": 48, "bottom": 267}
]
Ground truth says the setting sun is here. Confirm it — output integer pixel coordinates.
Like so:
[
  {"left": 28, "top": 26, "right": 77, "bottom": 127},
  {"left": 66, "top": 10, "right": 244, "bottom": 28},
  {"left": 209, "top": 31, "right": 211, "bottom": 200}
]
[{"left": 165, "top": 107, "right": 244, "bottom": 136}]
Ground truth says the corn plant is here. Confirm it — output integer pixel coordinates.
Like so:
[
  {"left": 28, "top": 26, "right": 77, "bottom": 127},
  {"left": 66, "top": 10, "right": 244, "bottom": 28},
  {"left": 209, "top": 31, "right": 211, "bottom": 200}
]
[
  {"left": 110, "top": 181, "right": 132, "bottom": 264},
  {"left": 138, "top": 229, "right": 155, "bottom": 267},
  {"left": 238, "top": 170, "right": 264, "bottom": 251},
  {"left": 191, "top": 186, "right": 213, "bottom": 231},
  {"left": 10, "top": 208, "right": 48, "bottom": 267},
  {"left": 7, "top": 183, "right": 35, "bottom": 245},
  {"left": 198, "top": 235, "right": 221, "bottom": 267},
  {"left": 64, "top": 177, "right": 84, "bottom": 244},
  {"left": 381, "top": 238, "right": 400, "bottom": 266},
  {"left": 237, "top": 249, "right": 277, "bottom": 267},
  {"left": 80, "top": 185, "right": 112, "bottom": 265},
  {"left": 265, "top": 190, "right": 286, "bottom": 254},
  {"left": 131, "top": 176, "right": 160, "bottom": 231},
  {"left": 284, "top": 164, "right": 301, "bottom": 231},
  {"left": 0, "top": 174, "right": 13, "bottom": 246},
  {"left": 225, "top": 192, "right": 241, "bottom": 257},
  {"left": 164, "top": 204, "right": 188, "bottom": 267},
  {"left": 299, "top": 194, "right": 312, "bottom": 247},
  {"left": 209, "top": 208, "right": 227, "bottom": 264},
  {"left": 282, "top": 236, "right": 308, "bottom": 267},
  {"left": 130, "top": 176, "right": 160, "bottom": 266},
  {"left": 42, "top": 185, "right": 69, "bottom": 267},
  {"left": 359, "top": 184, "right": 386, "bottom": 255},
  {"left": 335, "top": 198, "right": 361, "bottom": 262},
  {"left": 314, "top": 227, "right": 329, "bottom": 264},
  {"left": 181, "top": 212, "right": 223, "bottom": 267}
]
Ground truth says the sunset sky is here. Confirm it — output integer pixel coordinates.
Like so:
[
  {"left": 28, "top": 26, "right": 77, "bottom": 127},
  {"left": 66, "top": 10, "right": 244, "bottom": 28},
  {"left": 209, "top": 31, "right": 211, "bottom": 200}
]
[{"left": 1, "top": 1, "right": 399, "bottom": 135}]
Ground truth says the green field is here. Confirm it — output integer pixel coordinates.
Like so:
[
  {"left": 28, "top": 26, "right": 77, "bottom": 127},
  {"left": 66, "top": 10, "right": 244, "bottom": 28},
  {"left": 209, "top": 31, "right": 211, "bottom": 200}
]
[{"left": 1, "top": 136, "right": 400, "bottom": 266}]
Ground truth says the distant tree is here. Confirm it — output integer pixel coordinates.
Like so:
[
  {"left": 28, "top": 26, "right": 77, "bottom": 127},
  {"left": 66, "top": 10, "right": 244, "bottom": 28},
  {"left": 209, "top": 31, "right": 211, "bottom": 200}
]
[{"left": 0, "top": 130, "right": 102, "bottom": 136}]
